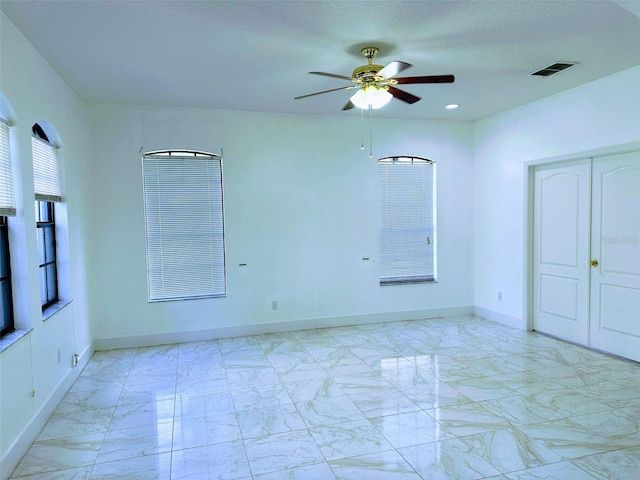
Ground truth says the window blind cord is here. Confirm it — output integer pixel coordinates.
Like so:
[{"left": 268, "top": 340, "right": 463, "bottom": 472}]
[
  {"left": 71, "top": 306, "right": 78, "bottom": 366},
  {"left": 28, "top": 333, "right": 36, "bottom": 397}
]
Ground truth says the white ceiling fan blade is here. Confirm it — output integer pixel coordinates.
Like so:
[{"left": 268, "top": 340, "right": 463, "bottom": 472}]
[{"left": 377, "top": 61, "right": 412, "bottom": 79}]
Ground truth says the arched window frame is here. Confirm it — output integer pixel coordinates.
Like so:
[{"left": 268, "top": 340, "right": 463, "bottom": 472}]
[
  {"left": 142, "top": 149, "right": 226, "bottom": 301},
  {"left": 32, "top": 123, "right": 61, "bottom": 310}
]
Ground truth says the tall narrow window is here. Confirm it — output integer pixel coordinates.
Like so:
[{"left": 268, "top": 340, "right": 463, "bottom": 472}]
[
  {"left": 1, "top": 119, "right": 15, "bottom": 334},
  {"left": 1, "top": 216, "right": 13, "bottom": 335},
  {"left": 378, "top": 156, "right": 436, "bottom": 285},
  {"left": 142, "top": 150, "right": 226, "bottom": 301},
  {"left": 36, "top": 200, "right": 58, "bottom": 308},
  {"left": 32, "top": 123, "right": 61, "bottom": 309}
]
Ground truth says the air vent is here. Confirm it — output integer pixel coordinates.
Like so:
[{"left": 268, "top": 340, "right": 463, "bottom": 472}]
[{"left": 530, "top": 62, "right": 578, "bottom": 77}]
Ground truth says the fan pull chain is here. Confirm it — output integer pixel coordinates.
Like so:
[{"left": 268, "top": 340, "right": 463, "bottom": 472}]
[
  {"left": 360, "top": 106, "right": 365, "bottom": 150},
  {"left": 358, "top": 105, "right": 374, "bottom": 157},
  {"left": 369, "top": 105, "right": 373, "bottom": 158}
]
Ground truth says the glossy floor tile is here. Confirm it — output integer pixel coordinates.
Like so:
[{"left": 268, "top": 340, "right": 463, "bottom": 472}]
[{"left": 9, "top": 315, "right": 640, "bottom": 479}]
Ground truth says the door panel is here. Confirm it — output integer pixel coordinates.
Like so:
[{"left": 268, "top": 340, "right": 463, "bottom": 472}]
[
  {"left": 590, "top": 152, "right": 640, "bottom": 361},
  {"left": 540, "top": 274, "right": 578, "bottom": 321},
  {"left": 599, "top": 284, "right": 640, "bottom": 336},
  {"left": 533, "top": 160, "right": 591, "bottom": 344},
  {"left": 540, "top": 175, "right": 581, "bottom": 268}
]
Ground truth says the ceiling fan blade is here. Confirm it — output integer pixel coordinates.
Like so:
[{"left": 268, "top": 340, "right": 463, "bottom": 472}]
[
  {"left": 295, "top": 85, "right": 356, "bottom": 100},
  {"left": 387, "top": 86, "right": 420, "bottom": 104},
  {"left": 309, "top": 71, "right": 355, "bottom": 82},
  {"left": 342, "top": 100, "right": 355, "bottom": 111},
  {"left": 394, "top": 75, "right": 455, "bottom": 84},
  {"left": 377, "top": 61, "right": 412, "bottom": 79}
]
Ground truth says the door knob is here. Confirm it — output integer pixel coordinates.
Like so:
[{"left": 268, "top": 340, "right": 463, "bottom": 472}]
[{"left": 590, "top": 259, "right": 599, "bottom": 267}]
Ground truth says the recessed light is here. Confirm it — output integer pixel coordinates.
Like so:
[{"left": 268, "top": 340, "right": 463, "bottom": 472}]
[{"left": 445, "top": 104, "right": 459, "bottom": 110}]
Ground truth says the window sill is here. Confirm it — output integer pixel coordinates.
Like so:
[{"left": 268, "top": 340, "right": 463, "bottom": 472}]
[
  {"left": 43, "top": 298, "right": 73, "bottom": 321},
  {"left": 380, "top": 277, "right": 437, "bottom": 286},
  {"left": 0, "top": 328, "right": 33, "bottom": 353}
]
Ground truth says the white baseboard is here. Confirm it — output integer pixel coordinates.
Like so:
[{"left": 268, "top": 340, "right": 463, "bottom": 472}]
[
  {"left": 474, "top": 306, "right": 525, "bottom": 330},
  {"left": 0, "top": 342, "right": 94, "bottom": 480},
  {"left": 94, "top": 306, "right": 475, "bottom": 350}
]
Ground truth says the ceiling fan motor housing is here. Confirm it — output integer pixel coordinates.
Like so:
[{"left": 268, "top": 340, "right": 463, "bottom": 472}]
[
  {"left": 353, "top": 46, "right": 384, "bottom": 84},
  {"left": 352, "top": 64, "right": 384, "bottom": 82}
]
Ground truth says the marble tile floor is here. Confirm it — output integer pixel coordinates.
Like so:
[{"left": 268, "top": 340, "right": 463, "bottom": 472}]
[{"left": 9, "top": 315, "right": 640, "bottom": 479}]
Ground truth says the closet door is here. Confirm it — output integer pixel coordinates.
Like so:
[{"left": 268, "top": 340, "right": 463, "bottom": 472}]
[
  {"left": 589, "top": 152, "right": 640, "bottom": 362},
  {"left": 533, "top": 159, "right": 591, "bottom": 344}
]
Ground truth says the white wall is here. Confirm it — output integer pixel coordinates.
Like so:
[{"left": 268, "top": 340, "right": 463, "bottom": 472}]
[
  {"left": 0, "top": 13, "right": 93, "bottom": 477},
  {"left": 87, "top": 104, "right": 475, "bottom": 348},
  {"left": 5, "top": 4, "right": 638, "bottom": 476},
  {"left": 474, "top": 65, "right": 640, "bottom": 328}
]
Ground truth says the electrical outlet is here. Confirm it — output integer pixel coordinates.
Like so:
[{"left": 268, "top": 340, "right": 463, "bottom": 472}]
[
  {"left": 271, "top": 300, "right": 278, "bottom": 310},
  {"left": 57, "top": 348, "right": 61, "bottom": 364},
  {"left": 498, "top": 292, "right": 503, "bottom": 301}
]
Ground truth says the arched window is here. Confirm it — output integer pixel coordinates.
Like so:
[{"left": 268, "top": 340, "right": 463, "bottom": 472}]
[
  {"left": 32, "top": 122, "right": 61, "bottom": 202},
  {"left": 142, "top": 150, "right": 226, "bottom": 301},
  {"left": 32, "top": 122, "right": 61, "bottom": 310},
  {"left": 378, "top": 156, "right": 436, "bottom": 284}
]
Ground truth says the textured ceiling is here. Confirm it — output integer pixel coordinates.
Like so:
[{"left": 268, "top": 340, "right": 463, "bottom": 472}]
[{"left": 2, "top": 0, "right": 639, "bottom": 121}]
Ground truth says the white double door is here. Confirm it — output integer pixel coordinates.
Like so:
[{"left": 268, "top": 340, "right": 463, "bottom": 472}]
[{"left": 533, "top": 151, "right": 640, "bottom": 361}]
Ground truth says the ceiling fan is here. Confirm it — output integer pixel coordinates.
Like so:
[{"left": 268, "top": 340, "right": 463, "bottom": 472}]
[{"left": 294, "top": 46, "right": 455, "bottom": 110}]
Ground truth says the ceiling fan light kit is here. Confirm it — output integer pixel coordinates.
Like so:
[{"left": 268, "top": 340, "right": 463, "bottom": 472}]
[
  {"left": 294, "top": 46, "right": 455, "bottom": 110},
  {"left": 350, "top": 84, "right": 392, "bottom": 109}
]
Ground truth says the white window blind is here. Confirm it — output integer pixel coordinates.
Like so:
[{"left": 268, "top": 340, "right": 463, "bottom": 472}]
[
  {"left": 32, "top": 136, "right": 62, "bottom": 202},
  {"left": 379, "top": 156, "right": 436, "bottom": 284},
  {"left": 0, "top": 120, "right": 16, "bottom": 216},
  {"left": 142, "top": 151, "right": 226, "bottom": 301}
]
